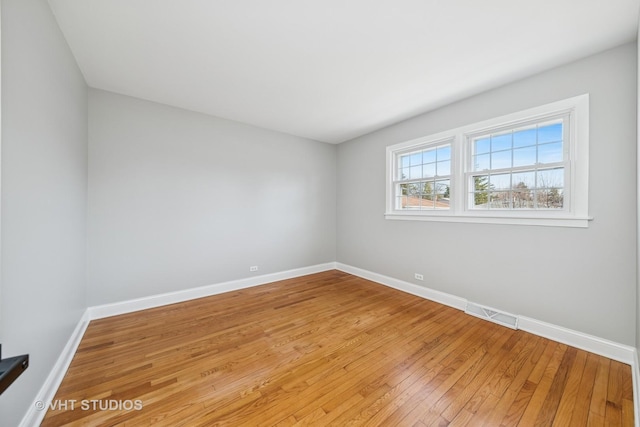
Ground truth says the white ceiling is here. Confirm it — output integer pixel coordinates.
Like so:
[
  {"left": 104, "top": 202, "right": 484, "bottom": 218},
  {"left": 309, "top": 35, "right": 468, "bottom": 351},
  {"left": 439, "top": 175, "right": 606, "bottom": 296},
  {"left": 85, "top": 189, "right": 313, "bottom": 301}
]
[{"left": 48, "top": 0, "right": 639, "bottom": 144}]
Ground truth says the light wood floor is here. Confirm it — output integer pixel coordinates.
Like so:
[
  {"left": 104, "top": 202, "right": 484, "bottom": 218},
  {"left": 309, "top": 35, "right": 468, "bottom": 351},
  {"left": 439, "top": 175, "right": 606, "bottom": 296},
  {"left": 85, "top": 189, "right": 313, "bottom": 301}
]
[{"left": 43, "top": 270, "right": 634, "bottom": 426}]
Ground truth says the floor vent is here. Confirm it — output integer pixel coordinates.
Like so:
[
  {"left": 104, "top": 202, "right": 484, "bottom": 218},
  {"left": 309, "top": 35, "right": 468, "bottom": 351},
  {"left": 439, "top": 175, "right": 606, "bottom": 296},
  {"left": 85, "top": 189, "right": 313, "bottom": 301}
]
[{"left": 465, "top": 302, "right": 519, "bottom": 330}]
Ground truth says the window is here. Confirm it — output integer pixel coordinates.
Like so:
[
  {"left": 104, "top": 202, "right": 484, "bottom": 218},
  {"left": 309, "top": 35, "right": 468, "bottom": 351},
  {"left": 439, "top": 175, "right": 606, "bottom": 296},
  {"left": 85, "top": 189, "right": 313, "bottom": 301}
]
[
  {"left": 468, "top": 117, "right": 567, "bottom": 210},
  {"left": 385, "top": 94, "right": 590, "bottom": 227},
  {"left": 394, "top": 141, "right": 452, "bottom": 210}
]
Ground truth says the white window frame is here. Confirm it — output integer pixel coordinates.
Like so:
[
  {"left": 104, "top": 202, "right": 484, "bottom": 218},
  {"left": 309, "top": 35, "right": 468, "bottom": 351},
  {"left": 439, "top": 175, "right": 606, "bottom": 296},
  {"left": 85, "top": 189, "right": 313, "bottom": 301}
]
[{"left": 385, "top": 94, "right": 590, "bottom": 227}]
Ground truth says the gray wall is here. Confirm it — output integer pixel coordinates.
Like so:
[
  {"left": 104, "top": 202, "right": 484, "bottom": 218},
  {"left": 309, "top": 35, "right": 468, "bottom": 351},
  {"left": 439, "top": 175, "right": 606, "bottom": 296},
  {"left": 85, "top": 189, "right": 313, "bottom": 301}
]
[
  {"left": 87, "top": 90, "right": 336, "bottom": 305},
  {"left": 337, "top": 42, "right": 637, "bottom": 346},
  {"left": 0, "top": 0, "right": 88, "bottom": 425},
  {"left": 637, "top": 30, "right": 640, "bottom": 352}
]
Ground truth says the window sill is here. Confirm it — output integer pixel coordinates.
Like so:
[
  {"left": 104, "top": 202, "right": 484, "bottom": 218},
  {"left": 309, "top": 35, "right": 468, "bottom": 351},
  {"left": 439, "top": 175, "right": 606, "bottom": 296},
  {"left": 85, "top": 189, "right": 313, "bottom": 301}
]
[{"left": 384, "top": 212, "right": 592, "bottom": 228}]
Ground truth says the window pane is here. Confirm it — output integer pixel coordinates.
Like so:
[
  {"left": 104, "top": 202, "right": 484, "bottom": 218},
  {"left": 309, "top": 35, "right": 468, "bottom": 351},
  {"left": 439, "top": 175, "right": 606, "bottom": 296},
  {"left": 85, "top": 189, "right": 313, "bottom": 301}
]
[
  {"left": 421, "top": 181, "right": 433, "bottom": 197},
  {"left": 437, "top": 145, "right": 451, "bottom": 161},
  {"left": 475, "top": 138, "right": 490, "bottom": 154},
  {"left": 491, "top": 133, "right": 512, "bottom": 151},
  {"left": 410, "top": 152, "right": 422, "bottom": 166},
  {"left": 538, "top": 142, "right": 563, "bottom": 164},
  {"left": 423, "top": 162, "right": 436, "bottom": 178},
  {"left": 401, "top": 195, "right": 418, "bottom": 209},
  {"left": 473, "top": 175, "right": 490, "bottom": 192},
  {"left": 420, "top": 196, "right": 434, "bottom": 208},
  {"left": 422, "top": 149, "right": 436, "bottom": 164},
  {"left": 537, "top": 168, "right": 564, "bottom": 189},
  {"left": 538, "top": 122, "right": 563, "bottom": 143},
  {"left": 513, "top": 127, "right": 536, "bottom": 148},
  {"left": 435, "top": 179, "right": 450, "bottom": 195},
  {"left": 490, "top": 173, "right": 511, "bottom": 190},
  {"left": 472, "top": 192, "right": 489, "bottom": 209},
  {"left": 513, "top": 146, "right": 537, "bottom": 168},
  {"left": 512, "top": 188, "right": 534, "bottom": 209},
  {"left": 536, "top": 188, "right": 564, "bottom": 209},
  {"left": 436, "top": 160, "right": 450, "bottom": 176},
  {"left": 434, "top": 179, "right": 450, "bottom": 208},
  {"left": 491, "top": 150, "right": 511, "bottom": 169},
  {"left": 409, "top": 165, "right": 421, "bottom": 179},
  {"left": 398, "top": 167, "right": 410, "bottom": 180},
  {"left": 407, "top": 182, "right": 420, "bottom": 196},
  {"left": 512, "top": 171, "right": 535, "bottom": 189},
  {"left": 474, "top": 154, "right": 490, "bottom": 171},
  {"left": 489, "top": 192, "right": 510, "bottom": 208},
  {"left": 400, "top": 155, "right": 410, "bottom": 168},
  {"left": 397, "top": 178, "right": 450, "bottom": 211}
]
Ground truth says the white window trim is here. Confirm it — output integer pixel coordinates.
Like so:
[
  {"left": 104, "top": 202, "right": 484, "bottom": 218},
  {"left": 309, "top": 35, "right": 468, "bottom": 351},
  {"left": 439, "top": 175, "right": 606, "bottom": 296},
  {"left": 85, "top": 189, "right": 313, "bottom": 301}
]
[{"left": 385, "top": 94, "right": 591, "bottom": 227}]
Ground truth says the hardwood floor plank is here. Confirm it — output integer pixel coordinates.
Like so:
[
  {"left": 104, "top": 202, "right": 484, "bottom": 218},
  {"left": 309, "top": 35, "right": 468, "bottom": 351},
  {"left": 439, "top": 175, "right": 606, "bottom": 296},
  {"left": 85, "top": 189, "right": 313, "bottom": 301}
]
[
  {"left": 493, "top": 340, "right": 557, "bottom": 426},
  {"left": 534, "top": 346, "right": 577, "bottom": 426},
  {"left": 420, "top": 327, "right": 515, "bottom": 425},
  {"left": 588, "top": 356, "right": 611, "bottom": 425},
  {"left": 606, "top": 360, "right": 625, "bottom": 426},
  {"left": 569, "top": 352, "right": 601, "bottom": 426},
  {"left": 622, "top": 398, "right": 635, "bottom": 427},
  {"left": 41, "top": 271, "right": 633, "bottom": 427},
  {"left": 518, "top": 343, "right": 568, "bottom": 424},
  {"left": 460, "top": 392, "right": 501, "bottom": 426},
  {"left": 289, "top": 308, "right": 468, "bottom": 424},
  {"left": 252, "top": 310, "right": 459, "bottom": 425},
  {"left": 473, "top": 335, "right": 546, "bottom": 426},
  {"left": 498, "top": 379, "right": 538, "bottom": 427},
  {"left": 448, "top": 332, "right": 530, "bottom": 423},
  {"left": 381, "top": 337, "right": 489, "bottom": 425},
  {"left": 375, "top": 322, "right": 494, "bottom": 426},
  {"left": 296, "top": 393, "right": 364, "bottom": 426},
  {"left": 550, "top": 349, "right": 588, "bottom": 427}
]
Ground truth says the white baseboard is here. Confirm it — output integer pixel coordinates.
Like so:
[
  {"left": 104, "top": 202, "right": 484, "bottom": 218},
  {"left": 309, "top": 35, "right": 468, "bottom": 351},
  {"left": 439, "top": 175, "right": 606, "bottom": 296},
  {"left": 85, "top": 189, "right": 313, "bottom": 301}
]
[
  {"left": 88, "top": 262, "right": 336, "bottom": 320},
  {"left": 336, "top": 262, "right": 636, "bottom": 365},
  {"left": 335, "top": 262, "right": 466, "bottom": 310},
  {"left": 19, "top": 310, "right": 91, "bottom": 427},
  {"left": 518, "top": 316, "right": 635, "bottom": 365}
]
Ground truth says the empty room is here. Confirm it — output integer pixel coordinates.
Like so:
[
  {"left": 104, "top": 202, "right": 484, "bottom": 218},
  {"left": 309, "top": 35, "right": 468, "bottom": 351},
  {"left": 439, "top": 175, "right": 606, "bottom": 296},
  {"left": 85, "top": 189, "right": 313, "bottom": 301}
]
[{"left": 1, "top": 0, "right": 640, "bottom": 426}]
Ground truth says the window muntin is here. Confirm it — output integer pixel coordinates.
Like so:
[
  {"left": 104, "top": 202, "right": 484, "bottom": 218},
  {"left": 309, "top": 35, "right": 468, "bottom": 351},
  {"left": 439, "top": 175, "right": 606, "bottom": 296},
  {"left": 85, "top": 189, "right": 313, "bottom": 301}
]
[
  {"left": 394, "top": 141, "right": 452, "bottom": 210},
  {"left": 467, "top": 117, "right": 568, "bottom": 211}
]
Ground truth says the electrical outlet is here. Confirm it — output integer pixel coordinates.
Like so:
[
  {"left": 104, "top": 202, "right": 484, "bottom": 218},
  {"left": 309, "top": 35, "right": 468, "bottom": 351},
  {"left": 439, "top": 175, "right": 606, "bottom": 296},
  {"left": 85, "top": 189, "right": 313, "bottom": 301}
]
[
  {"left": 250, "top": 266, "right": 258, "bottom": 272},
  {"left": 414, "top": 273, "right": 424, "bottom": 281}
]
